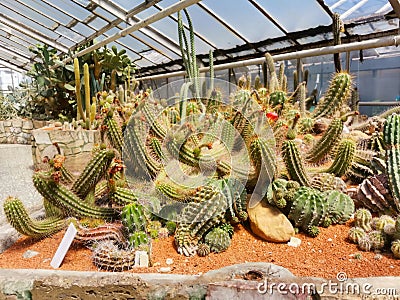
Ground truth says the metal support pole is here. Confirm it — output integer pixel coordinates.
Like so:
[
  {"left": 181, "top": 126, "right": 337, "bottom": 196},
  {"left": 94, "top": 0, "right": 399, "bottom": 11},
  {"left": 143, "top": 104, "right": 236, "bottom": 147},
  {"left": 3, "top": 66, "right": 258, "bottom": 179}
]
[{"left": 137, "top": 34, "right": 400, "bottom": 81}]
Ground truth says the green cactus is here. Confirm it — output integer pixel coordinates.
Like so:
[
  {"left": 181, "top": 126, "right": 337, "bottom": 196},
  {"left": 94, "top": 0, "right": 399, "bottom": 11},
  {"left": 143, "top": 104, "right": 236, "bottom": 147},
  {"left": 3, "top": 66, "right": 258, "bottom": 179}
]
[
  {"left": 384, "top": 114, "right": 400, "bottom": 212},
  {"left": 325, "top": 138, "right": 356, "bottom": 177},
  {"left": 121, "top": 202, "right": 147, "bottom": 233},
  {"left": 128, "top": 231, "right": 149, "bottom": 248},
  {"left": 109, "top": 186, "right": 138, "bottom": 206},
  {"left": 33, "top": 171, "right": 118, "bottom": 220},
  {"left": 348, "top": 227, "right": 366, "bottom": 244},
  {"left": 218, "top": 222, "right": 235, "bottom": 238},
  {"left": 375, "top": 215, "right": 395, "bottom": 231},
  {"left": 103, "top": 114, "right": 124, "bottom": 154},
  {"left": 391, "top": 239, "right": 400, "bottom": 258},
  {"left": 306, "top": 118, "right": 343, "bottom": 164},
  {"left": 3, "top": 196, "right": 68, "bottom": 239},
  {"left": 288, "top": 187, "right": 328, "bottom": 236},
  {"left": 174, "top": 186, "right": 226, "bottom": 256},
  {"left": 312, "top": 72, "right": 352, "bottom": 118},
  {"left": 282, "top": 140, "right": 311, "bottom": 186},
  {"left": 332, "top": 13, "right": 343, "bottom": 72},
  {"left": 354, "top": 208, "right": 372, "bottom": 232},
  {"left": 367, "top": 230, "right": 387, "bottom": 250},
  {"left": 166, "top": 221, "right": 177, "bottom": 235},
  {"left": 204, "top": 227, "right": 232, "bottom": 253},
  {"left": 324, "top": 190, "right": 354, "bottom": 224},
  {"left": 72, "top": 149, "right": 116, "bottom": 199}
]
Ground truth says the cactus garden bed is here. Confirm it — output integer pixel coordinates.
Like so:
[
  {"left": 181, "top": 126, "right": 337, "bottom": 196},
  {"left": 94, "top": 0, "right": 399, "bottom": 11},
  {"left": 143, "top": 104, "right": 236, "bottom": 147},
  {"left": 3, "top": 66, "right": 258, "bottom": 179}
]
[{"left": 1, "top": 222, "right": 400, "bottom": 278}]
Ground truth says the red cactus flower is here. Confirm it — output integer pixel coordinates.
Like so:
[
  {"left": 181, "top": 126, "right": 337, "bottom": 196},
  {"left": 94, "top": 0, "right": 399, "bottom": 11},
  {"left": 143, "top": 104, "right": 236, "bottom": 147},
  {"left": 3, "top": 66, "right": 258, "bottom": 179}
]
[{"left": 266, "top": 111, "right": 279, "bottom": 121}]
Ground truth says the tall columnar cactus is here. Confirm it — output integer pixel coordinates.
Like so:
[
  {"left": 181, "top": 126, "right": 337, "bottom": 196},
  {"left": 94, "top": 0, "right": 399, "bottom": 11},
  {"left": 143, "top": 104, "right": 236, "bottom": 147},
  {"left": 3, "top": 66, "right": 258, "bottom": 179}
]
[
  {"left": 384, "top": 114, "right": 400, "bottom": 212},
  {"left": 332, "top": 13, "right": 343, "bottom": 72},
  {"left": 84, "top": 63, "right": 92, "bottom": 127},
  {"left": 282, "top": 140, "right": 311, "bottom": 187},
  {"left": 109, "top": 186, "right": 138, "bottom": 206},
  {"left": 74, "top": 58, "right": 85, "bottom": 121},
  {"left": 72, "top": 149, "right": 116, "bottom": 199},
  {"left": 288, "top": 187, "right": 328, "bottom": 236},
  {"left": 325, "top": 138, "right": 356, "bottom": 177},
  {"left": 3, "top": 196, "right": 68, "bottom": 239},
  {"left": 312, "top": 72, "right": 352, "bottom": 119},
  {"left": 33, "top": 171, "right": 118, "bottom": 220},
  {"left": 306, "top": 118, "right": 343, "bottom": 163},
  {"left": 103, "top": 114, "right": 124, "bottom": 154}
]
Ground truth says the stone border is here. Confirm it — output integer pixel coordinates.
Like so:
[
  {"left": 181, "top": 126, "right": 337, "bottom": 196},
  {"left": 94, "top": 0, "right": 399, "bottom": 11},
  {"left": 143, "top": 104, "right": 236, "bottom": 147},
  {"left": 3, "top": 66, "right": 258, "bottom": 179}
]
[
  {"left": 0, "top": 263, "right": 399, "bottom": 300},
  {"left": 0, "top": 119, "right": 48, "bottom": 145}
]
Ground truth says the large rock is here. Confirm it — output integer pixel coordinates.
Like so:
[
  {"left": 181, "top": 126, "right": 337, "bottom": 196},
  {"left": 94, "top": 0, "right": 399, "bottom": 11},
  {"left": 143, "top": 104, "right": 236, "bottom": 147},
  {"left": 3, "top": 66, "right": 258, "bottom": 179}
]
[{"left": 247, "top": 200, "right": 294, "bottom": 243}]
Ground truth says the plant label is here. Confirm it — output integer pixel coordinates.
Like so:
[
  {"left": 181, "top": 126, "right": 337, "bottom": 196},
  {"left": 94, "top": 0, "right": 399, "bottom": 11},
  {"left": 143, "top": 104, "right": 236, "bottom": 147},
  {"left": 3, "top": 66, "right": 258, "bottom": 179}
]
[{"left": 50, "top": 222, "right": 77, "bottom": 268}]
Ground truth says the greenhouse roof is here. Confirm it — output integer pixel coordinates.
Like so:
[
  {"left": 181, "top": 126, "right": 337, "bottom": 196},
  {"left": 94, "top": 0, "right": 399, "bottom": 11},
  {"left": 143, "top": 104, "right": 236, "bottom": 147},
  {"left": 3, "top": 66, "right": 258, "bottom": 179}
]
[{"left": 0, "top": 0, "right": 399, "bottom": 77}]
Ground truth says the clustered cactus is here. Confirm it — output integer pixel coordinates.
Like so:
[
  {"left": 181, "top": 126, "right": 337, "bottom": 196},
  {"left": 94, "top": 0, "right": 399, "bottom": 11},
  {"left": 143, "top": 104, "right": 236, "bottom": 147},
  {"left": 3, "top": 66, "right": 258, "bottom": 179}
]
[{"left": 348, "top": 209, "right": 400, "bottom": 258}]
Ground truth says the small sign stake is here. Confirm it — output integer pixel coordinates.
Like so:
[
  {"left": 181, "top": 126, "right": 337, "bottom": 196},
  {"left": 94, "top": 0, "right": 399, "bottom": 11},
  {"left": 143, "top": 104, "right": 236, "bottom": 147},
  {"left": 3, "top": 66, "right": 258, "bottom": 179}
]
[{"left": 50, "top": 222, "right": 77, "bottom": 269}]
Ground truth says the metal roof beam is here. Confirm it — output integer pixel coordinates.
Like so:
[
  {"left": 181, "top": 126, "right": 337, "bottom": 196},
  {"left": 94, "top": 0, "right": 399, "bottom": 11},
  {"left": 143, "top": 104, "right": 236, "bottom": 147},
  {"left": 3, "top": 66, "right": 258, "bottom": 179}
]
[
  {"left": 341, "top": 0, "right": 369, "bottom": 19},
  {"left": 388, "top": 0, "right": 400, "bottom": 17},
  {"left": 0, "top": 14, "right": 69, "bottom": 53},
  {"left": 0, "top": 58, "right": 30, "bottom": 73},
  {"left": 126, "top": 0, "right": 163, "bottom": 19},
  {"left": 376, "top": 2, "right": 392, "bottom": 13},
  {"left": 330, "top": 0, "right": 348, "bottom": 10},
  {"left": 0, "top": 45, "right": 32, "bottom": 62},
  {"left": 59, "top": 0, "right": 203, "bottom": 65}
]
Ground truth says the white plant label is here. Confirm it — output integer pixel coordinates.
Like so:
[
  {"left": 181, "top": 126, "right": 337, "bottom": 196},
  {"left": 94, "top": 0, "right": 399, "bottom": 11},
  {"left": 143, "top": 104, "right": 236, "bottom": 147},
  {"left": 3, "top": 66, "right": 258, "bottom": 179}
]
[{"left": 50, "top": 222, "right": 77, "bottom": 268}]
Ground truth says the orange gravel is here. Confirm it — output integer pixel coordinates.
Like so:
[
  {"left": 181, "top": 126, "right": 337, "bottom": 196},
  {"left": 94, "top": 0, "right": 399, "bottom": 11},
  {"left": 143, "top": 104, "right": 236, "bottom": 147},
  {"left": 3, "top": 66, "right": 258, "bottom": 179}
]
[{"left": 0, "top": 222, "right": 399, "bottom": 278}]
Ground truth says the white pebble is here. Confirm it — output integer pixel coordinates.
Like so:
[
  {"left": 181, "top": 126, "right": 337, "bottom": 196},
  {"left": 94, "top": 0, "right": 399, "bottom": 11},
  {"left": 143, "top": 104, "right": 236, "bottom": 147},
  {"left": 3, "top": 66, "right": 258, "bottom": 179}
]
[
  {"left": 159, "top": 267, "right": 171, "bottom": 273},
  {"left": 287, "top": 237, "right": 301, "bottom": 247},
  {"left": 166, "top": 258, "right": 174, "bottom": 265}
]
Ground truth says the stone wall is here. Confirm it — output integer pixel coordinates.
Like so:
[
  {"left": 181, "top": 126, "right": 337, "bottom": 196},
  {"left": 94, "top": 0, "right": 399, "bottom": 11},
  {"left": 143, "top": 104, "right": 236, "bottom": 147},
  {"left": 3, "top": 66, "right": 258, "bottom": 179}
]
[
  {"left": 0, "top": 119, "right": 47, "bottom": 145},
  {"left": 31, "top": 128, "right": 101, "bottom": 174}
]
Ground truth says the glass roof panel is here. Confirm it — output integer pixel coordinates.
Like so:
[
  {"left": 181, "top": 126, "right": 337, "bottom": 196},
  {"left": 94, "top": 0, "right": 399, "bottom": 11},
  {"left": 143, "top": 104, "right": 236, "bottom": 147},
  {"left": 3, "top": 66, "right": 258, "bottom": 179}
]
[
  {"left": 55, "top": 25, "right": 84, "bottom": 43},
  {"left": 2, "top": 0, "right": 56, "bottom": 29},
  {"left": 258, "top": 0, "right": 332, "bottom": 32},
  {"left": 110, "top": 0, "right": 137, "bottom": 11},
  {"left": 0, "top": 37, "right": 31, "bottom": 55},
  {"left": 94, "top": 6, "right": 119, "bottom": 22},
  {"left": 132, "top": 31, "right": 180, "bottom": 60},
  {"left": 155, "top": 1, "right": 246, "bottom": 51},
  {"left": 46, "top": 0, "right": 91, "bottom": 22},
  {"left": 0, "top": 5, "right": 57, "bottom": 39},
  {"left": 347, "top": 19, "right": 399, "bottom": 35},
  {"left": 18, "top": 0, "right": 72, "bottom": 26},
  {"left": 72, "top": 23, "right": 96, "bottom": 37},
  {"left": 0, "top": 30, "right": 35, "bottom": 48},
  {"left": 56, "top": 37, "right": 76, "bottom": 48},
  {"left": 200, "top": 0, "right": 284, "bottom": 42},
  {"left": 88, "top": 17, "right": 109, "bottom": 30}
]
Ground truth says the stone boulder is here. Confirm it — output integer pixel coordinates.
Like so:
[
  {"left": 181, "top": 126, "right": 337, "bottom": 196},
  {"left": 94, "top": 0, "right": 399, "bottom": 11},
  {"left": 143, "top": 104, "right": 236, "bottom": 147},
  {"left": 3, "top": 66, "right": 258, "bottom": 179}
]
[{"left": 247, "top": 200, "right": 294, "bottom": 243}]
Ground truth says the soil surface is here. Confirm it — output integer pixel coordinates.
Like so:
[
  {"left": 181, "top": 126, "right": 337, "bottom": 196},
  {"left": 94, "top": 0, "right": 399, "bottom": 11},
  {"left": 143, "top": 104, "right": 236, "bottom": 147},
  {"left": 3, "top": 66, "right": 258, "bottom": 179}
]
[{"left": 0, "top": 222, "right": 399, "bottom": 278}]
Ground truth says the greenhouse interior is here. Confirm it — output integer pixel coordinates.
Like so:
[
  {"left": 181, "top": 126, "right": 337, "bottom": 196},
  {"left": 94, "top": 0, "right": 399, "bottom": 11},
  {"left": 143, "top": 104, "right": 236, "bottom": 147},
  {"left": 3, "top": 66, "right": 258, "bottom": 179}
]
[{"left": 0, "top": 0, "right": 400, "bottom": 298}]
